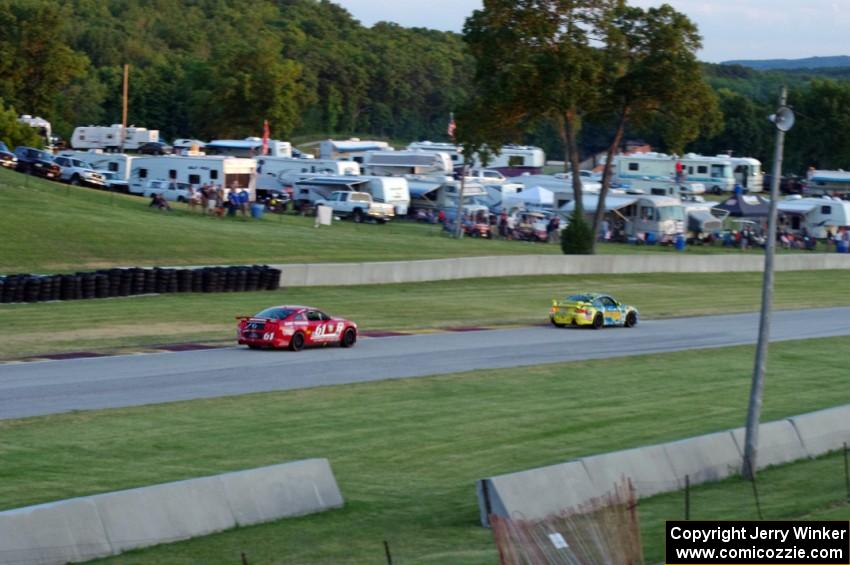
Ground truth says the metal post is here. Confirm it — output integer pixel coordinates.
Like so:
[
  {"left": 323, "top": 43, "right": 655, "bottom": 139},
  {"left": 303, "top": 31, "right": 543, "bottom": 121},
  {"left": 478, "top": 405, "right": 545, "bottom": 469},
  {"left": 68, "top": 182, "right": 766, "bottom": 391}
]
[
  {"left": 844, "top": 442, "right": 849, "bottom": 501},
  {"left": 383, "top": 540, "right": 393, "bottom": 565},
  {"left": 121, "top": 64, "right": 129, "bottom": 153},
  {"left": 750, "top": 474, "right": 764, "bottom": 519},
  {"left": 684, "top": 474, "right": 690, "bottom": 520},
  {"left": 743, "top": 86, "right": 788, "bottom": 480},
  {"left": 454, "top": 161, "right": 467, "bottom": 239}
]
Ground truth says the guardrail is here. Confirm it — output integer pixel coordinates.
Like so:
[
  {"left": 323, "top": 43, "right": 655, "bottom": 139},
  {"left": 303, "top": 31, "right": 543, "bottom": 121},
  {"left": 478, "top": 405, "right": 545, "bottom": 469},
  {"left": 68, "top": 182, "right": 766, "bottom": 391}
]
[{"left": 273, "top": 254, "right": 850, "bottom": 287}]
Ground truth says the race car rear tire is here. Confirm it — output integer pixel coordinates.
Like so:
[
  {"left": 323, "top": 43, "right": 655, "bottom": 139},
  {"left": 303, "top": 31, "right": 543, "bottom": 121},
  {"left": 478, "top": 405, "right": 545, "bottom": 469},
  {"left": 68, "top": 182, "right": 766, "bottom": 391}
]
[
  {"left": 625, "top": 311, "right": 637, "bottom": 328},
  {"left": 592, "top": 313, "right": 604, "bottom": 330},
  {"left": 340, "top": 328, "right": 357, "bottom": 348},
  {"left": 289, "top": 332, "right": 305, "bottom": 352}
]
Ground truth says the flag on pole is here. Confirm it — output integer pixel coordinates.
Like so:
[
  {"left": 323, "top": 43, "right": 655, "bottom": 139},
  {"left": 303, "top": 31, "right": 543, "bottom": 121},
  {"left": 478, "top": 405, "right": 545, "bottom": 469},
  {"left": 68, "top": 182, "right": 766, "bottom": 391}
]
[
  {"left": 447, "top": 113, "right": 456, "bottom": 141},
  {"left": 262, "top": 120, "right": 270, "bottom": 155}
]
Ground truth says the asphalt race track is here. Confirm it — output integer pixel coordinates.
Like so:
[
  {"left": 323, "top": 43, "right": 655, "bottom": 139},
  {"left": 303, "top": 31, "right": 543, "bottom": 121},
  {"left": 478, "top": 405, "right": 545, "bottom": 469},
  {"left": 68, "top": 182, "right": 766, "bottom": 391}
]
[{"left": 1, "top": 307, "right": 849, "bottom": 420}]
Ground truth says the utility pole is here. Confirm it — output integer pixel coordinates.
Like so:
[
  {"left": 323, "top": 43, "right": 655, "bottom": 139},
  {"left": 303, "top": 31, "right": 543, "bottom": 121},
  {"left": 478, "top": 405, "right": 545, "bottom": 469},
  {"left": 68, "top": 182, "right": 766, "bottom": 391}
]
[
  {"left": 454, "top": 159, "right": 468, "bottom": 239},
  {"left": 743, "top": 86, "right": 794, "bottom": 480},
  {"left": 121, "top": 64, "right": 129, "bottom": 152}
]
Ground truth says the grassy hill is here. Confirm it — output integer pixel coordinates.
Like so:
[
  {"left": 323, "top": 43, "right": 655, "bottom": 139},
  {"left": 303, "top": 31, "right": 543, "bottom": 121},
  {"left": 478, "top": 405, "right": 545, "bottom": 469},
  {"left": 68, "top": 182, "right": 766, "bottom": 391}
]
[{"left": 722, "top": 55, "right": 850, "bottom": 70}]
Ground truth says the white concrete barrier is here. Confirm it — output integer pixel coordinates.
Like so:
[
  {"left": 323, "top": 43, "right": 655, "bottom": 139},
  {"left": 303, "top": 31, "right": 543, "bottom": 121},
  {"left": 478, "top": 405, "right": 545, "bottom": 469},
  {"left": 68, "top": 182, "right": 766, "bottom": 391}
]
[
  {"left": 477, "top": 404, "right": 850, "bottom": 526},
  {"left": 272, "top": 254, "right": 850, "bottom": 287},
  {"left": 789, "top": 405, "right": 850, "bottom": 458},
  {"left": 0, "top": 459, "right": 343, "bottom": 565},
  {"left": 730, "top": 420, "right": 807, "bottom": 469}
]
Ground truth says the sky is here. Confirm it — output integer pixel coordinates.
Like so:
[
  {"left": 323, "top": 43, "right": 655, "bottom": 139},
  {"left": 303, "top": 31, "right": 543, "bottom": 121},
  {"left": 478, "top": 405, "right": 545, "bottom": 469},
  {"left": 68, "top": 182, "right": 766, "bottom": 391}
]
[{"left": 334, "top": 0, "right": 850, "bottom": 63}]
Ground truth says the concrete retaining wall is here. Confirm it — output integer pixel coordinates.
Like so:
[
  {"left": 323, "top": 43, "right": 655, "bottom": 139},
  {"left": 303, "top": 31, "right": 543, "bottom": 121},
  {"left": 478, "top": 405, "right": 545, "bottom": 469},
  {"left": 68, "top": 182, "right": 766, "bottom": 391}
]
[
  {"left": 0, "top": 459, "right": 343, "bottom": 565},
  {"left": 273, "top": 254, "right": 850, "bottom": 287},
  {"left": 477, "top": 404, "right": 850, "bottom": 526}
]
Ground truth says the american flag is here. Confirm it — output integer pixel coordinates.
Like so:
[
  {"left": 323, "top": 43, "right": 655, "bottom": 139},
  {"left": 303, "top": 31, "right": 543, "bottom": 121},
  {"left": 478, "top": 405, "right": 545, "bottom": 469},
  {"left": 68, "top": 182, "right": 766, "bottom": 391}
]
[
  {"left": 262, "top": 120, "right": 270, "bottom": 155},
  {"left": 447, "top": 113, "right": 456, "bottom": 140}
]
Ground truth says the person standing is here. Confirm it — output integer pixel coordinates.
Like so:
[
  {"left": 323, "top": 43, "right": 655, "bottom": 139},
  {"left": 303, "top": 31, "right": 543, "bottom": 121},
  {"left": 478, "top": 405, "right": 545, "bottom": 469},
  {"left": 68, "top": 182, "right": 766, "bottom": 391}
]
[{"left": 238, "top": 188, "right": 250, "bottom": 217}]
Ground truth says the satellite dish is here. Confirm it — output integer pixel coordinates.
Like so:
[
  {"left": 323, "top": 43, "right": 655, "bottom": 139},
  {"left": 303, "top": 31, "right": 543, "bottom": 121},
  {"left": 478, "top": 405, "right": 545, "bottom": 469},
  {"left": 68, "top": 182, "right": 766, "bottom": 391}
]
[{"left": 768, "top": 106, "right": 795, "bottom": 132}]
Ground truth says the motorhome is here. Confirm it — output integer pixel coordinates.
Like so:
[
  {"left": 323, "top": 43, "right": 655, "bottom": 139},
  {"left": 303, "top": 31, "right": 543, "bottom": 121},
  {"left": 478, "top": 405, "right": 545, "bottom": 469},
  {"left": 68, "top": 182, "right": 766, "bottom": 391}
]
[
  {"left": 57, "top": 150, "right": 139, "bottom": 182},
  {"left": 805, "top": 170, "right": 850, "bottom": 197},
  {"left": 407, "top": 141, "right": 463, "bottom": 168},
  {"left": 319, "top": 139, "right": 391, "bottom": 162},
  {"left": 562, "top": 194, "right": 686, "bottom": 242},
  {"left": 475, "top": 145, "right": 545, "bottom": 176},
  {"left": 612, "top": 153, "right": 737, "bottom": 194},
  {"left": 293, "top": 175, "right": 410, "bottom": 215},
  {"left": 206, "top": 138, "right": 291, "bottom": 158},
  {"left": 361, "top": 150, "right": 453, "bottom": 177},
  {"left": 128, "top": 156, "right": 256, "bottom": 199},
  {"left": 777, "top": 196, "right": 850, "bottom": 238},
  {"left": 408, "top": 178, "right": 487, "bottom": 211},
  {"left": 729, "top": 156, "right": 763, "bottom": 193},
  {"left": 255, "top": 157, "right": 360, "bottom": 192},
  {"left": 71, "top": 125, "right": 159, "bottom": 151}
]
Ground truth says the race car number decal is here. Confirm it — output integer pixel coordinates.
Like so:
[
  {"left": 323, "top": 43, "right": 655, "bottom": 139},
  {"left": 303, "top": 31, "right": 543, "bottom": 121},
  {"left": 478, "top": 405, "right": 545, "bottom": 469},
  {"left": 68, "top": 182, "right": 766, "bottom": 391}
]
[
  {"left": 313, "top": 323, "right": 342, "bottom": 340},
  {"left": 263, "top": 332, "right": 274, "bottom": 340}
]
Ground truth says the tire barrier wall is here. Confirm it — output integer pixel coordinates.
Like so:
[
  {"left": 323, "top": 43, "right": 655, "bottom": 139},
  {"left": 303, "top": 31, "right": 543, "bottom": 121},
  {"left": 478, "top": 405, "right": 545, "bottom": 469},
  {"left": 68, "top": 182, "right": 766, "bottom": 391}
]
[
  {"left": 0, "top": 266, "right": 281, "bottom": 304},
  {"left": 273, "top": 254, "right": 850, "bottom": 287},
  {"left": 0, "top": 458, "right": 343, "bottom": 565},
  {"left": 476, "top": 404, "right": 850, "bottom": 527}
]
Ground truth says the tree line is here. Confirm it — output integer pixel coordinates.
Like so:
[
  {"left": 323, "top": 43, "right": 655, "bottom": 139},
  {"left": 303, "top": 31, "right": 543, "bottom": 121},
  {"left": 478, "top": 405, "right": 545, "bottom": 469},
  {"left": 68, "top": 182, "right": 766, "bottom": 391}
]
[{"left": 0, "top": 0, "right": 848, "bottom": 178}]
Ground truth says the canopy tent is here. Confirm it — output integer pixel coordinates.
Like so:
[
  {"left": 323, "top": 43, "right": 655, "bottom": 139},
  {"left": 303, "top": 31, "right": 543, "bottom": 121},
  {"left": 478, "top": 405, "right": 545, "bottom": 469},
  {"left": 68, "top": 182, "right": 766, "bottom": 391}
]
[
  {"left": 502, "top": 185, "right": 555, "bottom": 208},
  {"left": 560, "top": 194, "right": 639, "bottom": 213},
  {"left": 776, "top": 199, "right": 819, "bottom": 215},
  {"left": 714, "top": 194, "right": 770, "bottom": 217}
]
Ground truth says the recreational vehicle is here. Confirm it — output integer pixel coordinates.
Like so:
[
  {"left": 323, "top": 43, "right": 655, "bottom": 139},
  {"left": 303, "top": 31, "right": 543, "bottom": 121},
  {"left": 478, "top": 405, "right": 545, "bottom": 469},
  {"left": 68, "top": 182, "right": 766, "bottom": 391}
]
[
  {"left": 293, "top": 175, "right": 410, "bottom": 215},
  {"left": 563, "top": 194, "right": 686, "bottom": 242},
  {"left": 206, "top": 138, "right": 291, "bottom": 158},
  {"left": 128, "top": 156, "right": 256, "bottom": 199},
  {"left": 407, "top": 141, "right": 463, "bottom": 167},
  {"left": 613, "top": 153, "right": 737, "bottom": 194},
  {"left": 805, "top": 170, "right": 850, "bottom": 197},
  {"left": 319, "top": 139, "right": 391, "bottom": 162},
  {"left": 255, "top": 157, "right": 360, "bottom": 192},
  {"left": 475, "top": 145, "right": 545, "bottom": 176},
  {"left": 729, "top": 156, "right": 764, "bottom": 193},
  {"left": 509, "top": 174, "right": 601, "bottom": 208},
  {"left": 361, "top": 150, "right": 453, "bottom": 177},
  {"left": 71, "top": 125, "right": 159, "bottom": 151},
  {"left": 18, "top": 115, "right": 54, "bottom": 149},
  {"left": 408, "top": 178, "right": 487, "bottom": 211},
  {"left": 777, "top": 196, "right": 850, "bottom": 238}
]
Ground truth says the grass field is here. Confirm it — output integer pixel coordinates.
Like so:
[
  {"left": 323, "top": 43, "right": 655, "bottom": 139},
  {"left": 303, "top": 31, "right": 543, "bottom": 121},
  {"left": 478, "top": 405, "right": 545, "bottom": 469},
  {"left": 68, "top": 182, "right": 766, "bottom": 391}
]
[
  {"left": 1, "top": 270, "right": 849, "bottom": 359},
  {"left": 1, "top": 337, "right": 848, "bottom": 564},
  {"left": 0, "top": 167, "right": 825, "bottom": 273}
]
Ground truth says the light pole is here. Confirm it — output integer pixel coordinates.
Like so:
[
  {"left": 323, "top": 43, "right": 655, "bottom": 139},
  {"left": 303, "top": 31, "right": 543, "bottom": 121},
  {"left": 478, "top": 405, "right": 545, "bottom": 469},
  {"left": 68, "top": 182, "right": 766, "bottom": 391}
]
[{"left": 742, "top": 86, "right": 795, "bottom": 480}]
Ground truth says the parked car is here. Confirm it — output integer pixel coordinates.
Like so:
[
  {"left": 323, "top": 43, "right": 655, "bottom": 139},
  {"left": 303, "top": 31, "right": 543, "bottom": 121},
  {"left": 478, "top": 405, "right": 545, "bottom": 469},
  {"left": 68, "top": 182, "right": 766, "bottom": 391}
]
[
  {"left": 137, "top": 141, "right": 172, "bottom": 155},
  {"left": 237, "top": 305, "right": 358, "bottom": 351},
  {"left": 314, "top": 191, "right": 394, "bottom": 222},
  {"left": 52, "top": 155, "right": 106, "bottom": 188},
  {"left": 13, "top": 146, "right": 61, "bottom": 179},
  {"left": 142, "top": 179, "right": 192, "bottom": 202},
  {"left": 0, "top": 141, "right": 17, "bottom": 169},
  {"left": 97, "top": 170, "right": 129, "bottom": 192},
  {"left": 550, "top": 293, "right": 639, "bottom": 329}
]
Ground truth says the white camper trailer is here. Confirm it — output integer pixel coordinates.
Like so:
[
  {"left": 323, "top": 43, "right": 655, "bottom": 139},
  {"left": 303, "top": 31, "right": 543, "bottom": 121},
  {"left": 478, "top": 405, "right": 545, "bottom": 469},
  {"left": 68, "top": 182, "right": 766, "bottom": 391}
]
[
  {"left": 293, "top": 175, "right": 410, "bottom": 215},
  {"left": 206, "top": 138, "right": 291, "bottom": 158},
  {"left": 129, "top": 156, "right": 256, "bottom": 199},
  {"left": 475, "top": 145, "right": 545, "bottom": 176},
  {"left": 563, "top": 194, "right": 685, "bottom": 242},
  {"left": 729, "top": 156, "right": 764, "bottom": 193},
  {"left": 319, "top": 139, "right": 390, "bottom": 162},
  {"left": 805, "top": 170, "right": 850, "bottom": 197},
  {"left": 408, "top": 178, "right": 487, "bottom": 211},
  {"left": 407, "top": 141, "right": 464, "bottom": 167},
  {"left": 255, "top": 157, "right": 360, "bottom": 192},
  {"left": 613, "top": 152, "right": 737, "bottom": 194},
  {"left": 778, "top": 196, "right": 850, "bottom": 238},
  {"left": 361, "top": 150, "right": 453, "bottom": 177},
  {"left": 71, "top": 125, "right": 159, "bottom": 151},
  {"left": 18, "top": 115, "right": 54, "bottom": 149},
  {"left": 58, "top": 150, "right": 139, "bottom": 182}
]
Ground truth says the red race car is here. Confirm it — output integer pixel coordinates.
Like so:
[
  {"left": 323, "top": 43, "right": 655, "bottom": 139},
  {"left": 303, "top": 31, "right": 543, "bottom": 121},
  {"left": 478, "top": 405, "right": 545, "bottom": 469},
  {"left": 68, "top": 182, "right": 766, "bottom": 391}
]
[{"left": 237, "top": 305, "right": 357, "bottom": 351}]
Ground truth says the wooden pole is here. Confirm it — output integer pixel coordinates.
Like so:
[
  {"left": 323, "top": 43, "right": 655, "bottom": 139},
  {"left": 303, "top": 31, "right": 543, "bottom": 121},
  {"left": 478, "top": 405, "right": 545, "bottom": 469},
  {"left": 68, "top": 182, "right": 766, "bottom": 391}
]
[{"left": 121, "top": 64, "right": 129, "bottom": 152}]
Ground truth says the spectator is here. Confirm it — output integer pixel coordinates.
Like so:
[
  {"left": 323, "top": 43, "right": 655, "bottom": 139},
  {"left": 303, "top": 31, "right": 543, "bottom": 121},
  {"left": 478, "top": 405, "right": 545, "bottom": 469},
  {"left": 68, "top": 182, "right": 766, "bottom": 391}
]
[
  {"left": 437, "top": 209, "right": 446, "bottom": 224},
  {"left": 498, "top": 211, "right": 508, "bottom": 239},
  {"left": 506, "top": 213, "right": 516, "bottom": 240},
  {"left": 149, "top": 193, "right": 170, "bottom": 211},
  {"left": 227, "top": 189, "right": 240, "bottom": 217},
  {"left": 238, "top": 188, "right": 250, "bottom": 217},
  {"left": 599, "top": 218, "right": 610, "bottom": 242},
  {"left": 187, "top": 184, "right": 198, "bottom": 212}
]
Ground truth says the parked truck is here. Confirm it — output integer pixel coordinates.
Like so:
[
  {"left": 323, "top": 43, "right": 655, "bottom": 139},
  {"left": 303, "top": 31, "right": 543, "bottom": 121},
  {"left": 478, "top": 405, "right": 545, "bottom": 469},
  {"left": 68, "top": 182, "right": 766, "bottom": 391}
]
[{"left": 315, "top": 191, "right": 394, "bottom": 223}]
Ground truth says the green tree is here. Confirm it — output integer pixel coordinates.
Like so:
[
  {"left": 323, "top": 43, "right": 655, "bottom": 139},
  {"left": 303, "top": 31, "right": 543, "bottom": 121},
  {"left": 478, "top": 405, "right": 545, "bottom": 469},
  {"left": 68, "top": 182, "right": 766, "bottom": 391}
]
[
  {"left": 0, "top": 98, "right": 42, "bottom": 148},
  {"left": 589, "top": 3, "right": 720, "bottom": 251}
]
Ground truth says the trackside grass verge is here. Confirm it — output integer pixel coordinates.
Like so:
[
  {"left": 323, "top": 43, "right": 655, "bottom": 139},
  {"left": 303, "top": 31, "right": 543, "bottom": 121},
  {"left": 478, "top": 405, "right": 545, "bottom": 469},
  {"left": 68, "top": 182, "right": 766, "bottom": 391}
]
[
  {"left": 0, "top": 167, "right": 827, "bottom": 273},
  {"left": 1, "top": 337, "right": 848, "bottom": 564},
  {"left": 0, "top": 270, "right": 848, "bottom": 360}
]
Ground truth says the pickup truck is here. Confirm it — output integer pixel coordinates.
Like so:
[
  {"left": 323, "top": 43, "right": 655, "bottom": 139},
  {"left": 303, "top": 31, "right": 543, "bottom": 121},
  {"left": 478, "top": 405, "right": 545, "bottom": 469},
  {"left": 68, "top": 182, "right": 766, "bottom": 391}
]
[{"left": 315, "top": 191, "right": 394, "bottom": 223}]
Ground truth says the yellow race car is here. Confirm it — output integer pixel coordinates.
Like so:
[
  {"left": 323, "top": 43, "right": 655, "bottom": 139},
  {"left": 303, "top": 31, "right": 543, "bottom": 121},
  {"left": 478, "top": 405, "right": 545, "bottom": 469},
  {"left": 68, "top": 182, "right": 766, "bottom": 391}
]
[{"left": 550, "top": 293, "right": 639, "bottom": 329}]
